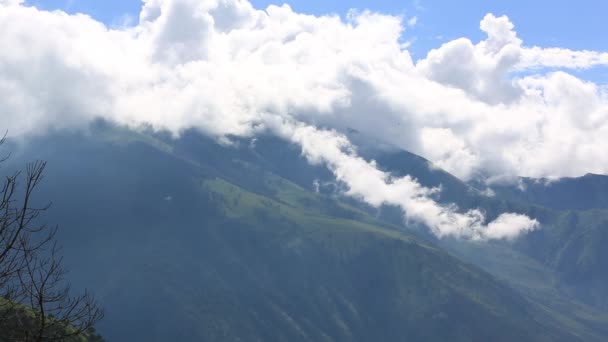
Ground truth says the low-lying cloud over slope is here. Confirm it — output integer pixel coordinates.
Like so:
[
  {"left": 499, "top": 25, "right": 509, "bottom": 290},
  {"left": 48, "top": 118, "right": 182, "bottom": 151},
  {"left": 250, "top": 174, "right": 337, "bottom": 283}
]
[{"left": 2, "top": 0, "right": 606, "bottom": 239}]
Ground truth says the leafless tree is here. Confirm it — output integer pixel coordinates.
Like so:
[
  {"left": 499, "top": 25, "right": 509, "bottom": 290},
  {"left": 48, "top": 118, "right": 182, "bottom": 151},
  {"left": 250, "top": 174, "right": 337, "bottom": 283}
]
[{"left": 0, "top": 135, "right": 103, "bottom": 341}]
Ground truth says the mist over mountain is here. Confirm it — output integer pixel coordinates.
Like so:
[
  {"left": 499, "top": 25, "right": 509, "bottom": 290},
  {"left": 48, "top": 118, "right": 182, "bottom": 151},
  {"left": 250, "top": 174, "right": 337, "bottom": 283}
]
[
  {"left": 1, "top": 0, "right": 608, "bottom": 340},
  {"left": 0, "top": 127, "right": 578, "bottom": 339},
  {"left": 0, "top": 122, "right": 605, "bottom": 341},
  {"left": 2, "top": 0, "right": 608, "bottom": 242}
]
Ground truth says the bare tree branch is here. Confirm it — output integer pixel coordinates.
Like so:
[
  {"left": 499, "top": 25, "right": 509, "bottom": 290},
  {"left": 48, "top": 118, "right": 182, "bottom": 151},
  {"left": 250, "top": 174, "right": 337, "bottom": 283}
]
[{"left": 0, "top": 137, "right": 103, "bottom": 341}]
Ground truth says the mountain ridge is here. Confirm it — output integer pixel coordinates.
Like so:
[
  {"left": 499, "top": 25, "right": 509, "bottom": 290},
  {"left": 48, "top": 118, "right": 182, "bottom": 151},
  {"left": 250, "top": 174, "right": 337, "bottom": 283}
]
[{"left": 3, "top": 123, "right": 606, "bottom": 341}]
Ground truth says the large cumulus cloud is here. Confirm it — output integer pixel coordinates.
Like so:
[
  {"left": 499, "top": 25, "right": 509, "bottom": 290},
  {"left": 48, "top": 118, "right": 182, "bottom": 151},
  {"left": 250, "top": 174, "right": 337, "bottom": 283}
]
[{"left": 1, "top": 0, "right": 607, "bottom": 239}]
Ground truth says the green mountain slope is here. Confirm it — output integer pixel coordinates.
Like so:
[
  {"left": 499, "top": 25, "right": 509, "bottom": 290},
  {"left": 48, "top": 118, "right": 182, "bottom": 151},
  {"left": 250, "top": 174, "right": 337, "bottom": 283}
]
[
  {"left": 512, "top": 209, "right": 608, "bottom": 309},
  {"left": 225, "top": 133, "right": 608, "bottom": 339},
  {"left": 2, "top": 123, "right": 587, "bottom": 341},
  {"left": 489, "top": 174, "right": 608, "bottom": 211},
  {"left": 354, "top": 145, "right": 608, "bottom": 336}
]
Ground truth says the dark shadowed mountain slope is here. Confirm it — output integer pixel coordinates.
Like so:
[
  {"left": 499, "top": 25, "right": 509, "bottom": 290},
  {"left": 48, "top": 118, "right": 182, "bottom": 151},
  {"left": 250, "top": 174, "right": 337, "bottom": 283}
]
[
  {"left": 164, "top": 128, "right": 608, "bottom": 316},
  {"left": 0, "top": 123, "right": 589, "bottom": 341},
  {"left": 512, "top": 209, "right": 608, "bottom": 309},
  {"left": 357, "top": 144, "right": 608, "bottom": 325},
  {"left": 489, "top": 174, "right": 608, "bottom": 211}
]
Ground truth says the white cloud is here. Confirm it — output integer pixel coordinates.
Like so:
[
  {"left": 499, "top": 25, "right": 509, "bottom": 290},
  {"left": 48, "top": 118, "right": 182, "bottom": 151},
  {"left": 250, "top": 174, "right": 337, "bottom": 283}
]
[
  {"left": 420, "top": 127, "right": 479, "bottom": 179},
  {"left": 1, "top": 1, "right": 607, "bottom": 239},
  {"left": 520, "top": 47, "right": 608, "bottom": 70},
  {"left": 485, "top": 213, "right": 538, "bottom": 240},
  {"left": 416, "top": 14, "right": 523, "bottom": 105},
  {"left": 276, "top": 120, "right": 538, "bottom": 240},
  {"left": 0, "top": 0, "right": 23, "bottom": 6}
]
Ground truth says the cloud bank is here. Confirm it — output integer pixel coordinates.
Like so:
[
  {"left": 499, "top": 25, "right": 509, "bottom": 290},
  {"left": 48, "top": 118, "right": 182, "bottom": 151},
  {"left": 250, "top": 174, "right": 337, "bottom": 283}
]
[
  {"left": 275, "top": 120, "right": 539, "bottom": 240},
  {"left": 1, "top": 0, "right": 606, "bottom": 239}
]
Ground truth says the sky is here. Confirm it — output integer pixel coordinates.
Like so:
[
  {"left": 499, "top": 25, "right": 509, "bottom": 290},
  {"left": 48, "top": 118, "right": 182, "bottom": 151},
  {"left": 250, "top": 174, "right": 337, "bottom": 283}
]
[
  {"left": 25, "top": 0, "right": 608, "bottom": 70},
  {"left": 3, "top": 0, "right": 608, "bottom": 240}
]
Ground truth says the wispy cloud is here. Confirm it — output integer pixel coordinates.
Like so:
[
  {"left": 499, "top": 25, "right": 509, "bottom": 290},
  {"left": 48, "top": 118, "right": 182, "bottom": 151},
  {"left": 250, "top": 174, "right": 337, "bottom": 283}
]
[{"left": 1, "top": 0, "right": 607, "bottom": 239}]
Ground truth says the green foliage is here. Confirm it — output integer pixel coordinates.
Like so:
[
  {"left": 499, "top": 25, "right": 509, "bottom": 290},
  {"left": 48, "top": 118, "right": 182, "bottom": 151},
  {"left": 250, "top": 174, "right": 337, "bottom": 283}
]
[{"left": 0, "top": 300, "right": 105, "bottom": 342}]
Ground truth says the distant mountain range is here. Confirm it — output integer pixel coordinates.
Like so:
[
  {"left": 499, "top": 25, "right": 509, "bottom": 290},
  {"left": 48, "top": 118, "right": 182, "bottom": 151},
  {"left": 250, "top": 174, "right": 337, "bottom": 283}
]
[{"left": 4, "top": 121, "right": 608, "bottom": 341}]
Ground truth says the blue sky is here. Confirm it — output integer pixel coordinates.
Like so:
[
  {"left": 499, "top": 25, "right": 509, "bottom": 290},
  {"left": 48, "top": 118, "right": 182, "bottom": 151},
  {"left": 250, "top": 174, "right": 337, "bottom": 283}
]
[
  {"left": 26, "top": 0, "right": 607, "bottom": 50},
  {"left": 24, "top": 0, "right": 608, "bottom": 82}
]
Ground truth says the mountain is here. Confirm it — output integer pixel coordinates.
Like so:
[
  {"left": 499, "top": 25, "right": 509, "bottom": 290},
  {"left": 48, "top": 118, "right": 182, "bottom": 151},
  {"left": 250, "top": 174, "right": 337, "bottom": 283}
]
[
  {"left": 368, "top": 147, "right": 608, "bottom": 314},
  {"left": 473, "top": 174, "right": 608, "bottom": 309},
  {"left": 362, "top": 145, "right": 608, "bottom": 330},
  {"left": 2, "top": 122, "right": 594, "bottom": 341},
  {"left": 510, "top": 206, "right": 608, "bottom": 308},
  {"left": 489, "top": 174, "right": 608, "bottom": 211}
]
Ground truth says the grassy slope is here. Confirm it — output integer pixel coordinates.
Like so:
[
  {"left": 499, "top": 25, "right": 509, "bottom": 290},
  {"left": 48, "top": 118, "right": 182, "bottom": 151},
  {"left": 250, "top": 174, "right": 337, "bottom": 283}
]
[
  {"left": 231, "top": 139, "right": 608, "bottom": 340},
  {"left": 442, "top": 239, "right": 608, "bottom": 341},
  {"left": 511, "top": 209, "right": 608, "bottom": 309},
  {"left": 188, "top": 175, "right": 576, "bottom": 341},
  {"left": 4, "top": 124, "right": 592, "bottom": 341},
  {"left": 366, "top": 147, "right": 608, "bottom": 339},
  {"left": 207, "top": 171, "right": 608, "bottom": 342}
]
